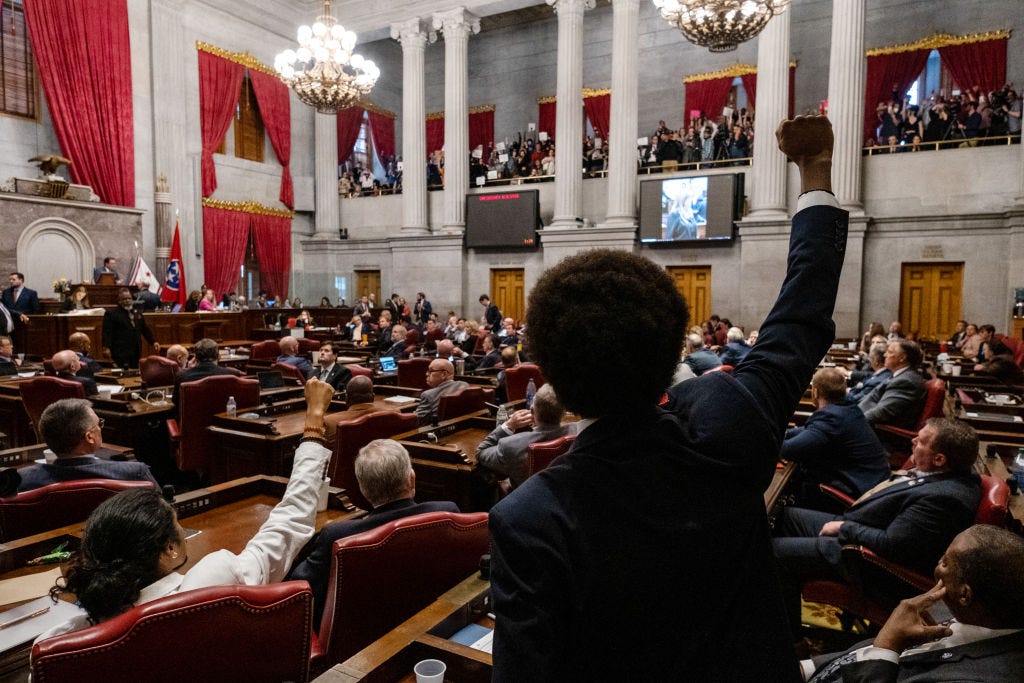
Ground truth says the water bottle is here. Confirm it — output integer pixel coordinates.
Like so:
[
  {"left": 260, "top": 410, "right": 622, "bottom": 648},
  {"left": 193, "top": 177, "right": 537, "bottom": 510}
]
[
  {"left": 525, "top": 378, "right": 537, "bottom": 409},
  {"left": 226, "top": 396, "right": 237, "bottom": 417},
  {"left": 1013, "top": 448, "right": 1024, "bottom": 494},
  {"left": 496, "top": 405, "right": 508, "bottom": 428}
]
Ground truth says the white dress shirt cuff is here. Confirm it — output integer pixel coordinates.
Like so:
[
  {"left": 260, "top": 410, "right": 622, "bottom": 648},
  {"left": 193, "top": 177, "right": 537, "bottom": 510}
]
[{"left": 796, "top": 190, "right": 840, "bottom": 213}]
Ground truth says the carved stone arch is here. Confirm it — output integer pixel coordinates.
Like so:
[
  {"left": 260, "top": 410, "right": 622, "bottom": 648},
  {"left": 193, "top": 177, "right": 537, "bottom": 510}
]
[{"left": 17, "top": 218, "right": 96, "bottom": 287}]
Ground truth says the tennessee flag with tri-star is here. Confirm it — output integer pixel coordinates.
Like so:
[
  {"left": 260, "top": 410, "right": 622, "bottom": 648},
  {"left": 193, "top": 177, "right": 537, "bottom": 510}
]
[{"left": 161, "top": 221, "right": 187, "bottom": 306}]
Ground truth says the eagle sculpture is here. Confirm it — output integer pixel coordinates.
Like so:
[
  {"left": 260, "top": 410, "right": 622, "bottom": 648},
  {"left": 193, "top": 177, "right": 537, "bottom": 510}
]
[{"left": 28, "top": 154, "right": 72, "bottom": 176}]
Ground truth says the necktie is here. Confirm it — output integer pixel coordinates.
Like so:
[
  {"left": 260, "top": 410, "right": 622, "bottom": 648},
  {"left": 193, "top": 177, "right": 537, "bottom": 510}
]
[
  {"left": 13, "top": 288, "right": 19, "bottom": 303},
  {"left": 855, "top": 471, "right": 916, "bottom": 503}
]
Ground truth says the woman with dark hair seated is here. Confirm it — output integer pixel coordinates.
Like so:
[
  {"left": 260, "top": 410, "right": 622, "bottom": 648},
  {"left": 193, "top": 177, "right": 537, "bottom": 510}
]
[
  {"left": 38, "top": 379, "right": 335, "bottom": 638},
  {"left": 61, "top": 286, "right": 92, "bottom": 312}
]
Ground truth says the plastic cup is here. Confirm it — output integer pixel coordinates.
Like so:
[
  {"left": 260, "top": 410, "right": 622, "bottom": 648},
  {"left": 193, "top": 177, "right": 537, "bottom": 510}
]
[
  {"left": 316, "top": 477, "right": 331, "bottom": 512},
  {"left": 414, "top": 659, "right": 446, "bottom": 683},
  {"left": 951, "top": 365, "right": 961, "bottom": 376}
]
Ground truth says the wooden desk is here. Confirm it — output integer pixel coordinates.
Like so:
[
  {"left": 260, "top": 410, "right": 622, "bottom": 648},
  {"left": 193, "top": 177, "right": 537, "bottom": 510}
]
[
  {"left": 0, "top": 379, "right": 33, "bottom": 448},
  {"left": 0, "top": 474, "right": 363, "bottom": 677},
  {"left": 393, "top": 415, "right": 493, "bottom": 510}
]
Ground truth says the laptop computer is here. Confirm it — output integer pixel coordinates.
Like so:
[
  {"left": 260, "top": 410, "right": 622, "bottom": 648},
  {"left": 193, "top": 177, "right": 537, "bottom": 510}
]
[
  {"left": 257, "top": 370, "right": 286, "bottom": 389},
  {"left": 378, "top": 356, "right": 397, "bottom": 374}
]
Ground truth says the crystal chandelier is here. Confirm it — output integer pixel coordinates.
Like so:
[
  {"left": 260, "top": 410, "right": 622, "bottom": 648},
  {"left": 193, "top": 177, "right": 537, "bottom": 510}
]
[
  {"left": 274, "top": 0, "right": 380, "bottom": 113},
  {"left": 652, "top": 0, "right": 788, "bottom": 53}
]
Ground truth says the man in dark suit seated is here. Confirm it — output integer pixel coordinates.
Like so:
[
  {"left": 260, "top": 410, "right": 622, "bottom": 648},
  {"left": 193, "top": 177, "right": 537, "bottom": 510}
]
[
  {"left": 0, "top": 336, "right": 18, "bottom": 376},
  {"left": 287, "top": 439, "right": 458, "bottom": 624},
  {"left": 857, "top": 339, "right": 926, "bottom": 430},
  {"left": 719, "top": 326, "right": 752, "bottom": 366},
  {"left": 802, "top": 524, "right": 1024, "bottom": 682},
  {"left": 312, "top": 341, "right": 352, "bottom": 391},
  {"left": 51, "top": 349, "right": 99, "bottom": 396},
  {"left": 68, "top": 332, "right": 103, "bottom": 378},
  {"left": 17, "top": 398, "right": 158, "bottom": 492},
  {"left": 276, "top": 335, "right": 313, "bottom": 380},
  {"left": 846, "top": 341, "right": 890, "bottom": 404},
  {"left": 171, "top": 338, "right": 241, "bottom": 409},
  {"left": 682, "top": 333, "right": 722, "bottom": 376},
  {"left": 381, "top": 324, "right": 408, "bottom": 359},
  {"left": 135, "top": 279, "right": 162, "bottom": 311},
  {"left": 489, "top": 116, "right": 848, "bottom": 680},
  {"left": 415, "top": 359, "right": 468, "bottom": 426},
  {"left": 782, "top": 367, "right": 890, "bottom": 504},
  {"left": 1, "top": 272, "right": 41, "bottom": 325},
  {"left": 773, "top": 417, "right": 982, "bottom": 643},
  {"left": 475, "top": 333, "right": 501, "bottom": 369}
]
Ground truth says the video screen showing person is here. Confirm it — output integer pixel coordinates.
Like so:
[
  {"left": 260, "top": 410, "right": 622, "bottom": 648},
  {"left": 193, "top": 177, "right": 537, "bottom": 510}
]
[{"left": 661, "top": 177, "right": 708, "bottom": 240}]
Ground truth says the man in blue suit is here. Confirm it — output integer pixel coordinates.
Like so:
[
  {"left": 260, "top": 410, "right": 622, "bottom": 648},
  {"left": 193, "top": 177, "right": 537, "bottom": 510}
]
[
  {"left": 774, "top": 417, "right": 981, "bottom": 641},
  {"left": 17, "top": 398, "right": 158, "bottom": 492},
  {"left": 1, "top": 272, "right": 41, "bottom": 325},
  {"left": 489, "top": 116, "right": 848, "bottom": 682},
  {"left": 275, "top": 335, "right": 313, "bottom": 380},
  {"left": 857, "top": 339, "right": 926, "bottom": 429},
  {"left": 846, "top": 340, "right": 891, "bottom": 403},
  {"left": 287, "top": 439, "right": 457, "bottom": 624}
]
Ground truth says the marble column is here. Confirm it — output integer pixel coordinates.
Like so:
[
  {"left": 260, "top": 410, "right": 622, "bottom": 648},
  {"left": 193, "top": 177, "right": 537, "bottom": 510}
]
[
  {"left": 546, "top": 0, "right": 594, "bottom": 229},
  {"left": 314, "top": 111, "right": 339, "bottom": 238},
  {"left": 434, "top": 9, "right": 480, "bottom": 235},
  {"left": 392, "top": 19, "right": 434, "bottom": 235},
  {"left": 600, "top": 0, "right": 640, "bottom": 231},
  {"left": 826, "top": 0, "right": 866, "bottom": 210},
  {"left": 153, "top": 175, "right": 173, "bottom": 277},
  {"left": 748, "top": 10, "right": 790, "bottom": 217}
]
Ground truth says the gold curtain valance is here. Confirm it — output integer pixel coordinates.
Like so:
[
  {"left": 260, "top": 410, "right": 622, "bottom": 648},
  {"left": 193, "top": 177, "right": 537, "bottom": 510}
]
[
  {"left": 202, "top": 198, "right": 293, "bottom": 218},
  {"left": 469, "top": 104, "right": 497, "bottom": 114},
  {"left": 537, "top": 95, "right": 557, "bottom": 104},
  {"left": 582, "top": 88, "right": 611, "bottom": 98},
  {"left": 360, "top": 101, "right": 395, "bottom": 118},
  {"left": 426, "top": 111, "right": 445, "bottom": 120},
  {"left": 196, "top": 41, "right": 276, "bottom": 77},
  {"left": 865, "top": 30, "right": 1011, "bottom": 57},
  {"left": 684, "top": 63, "right": 758, "bottom": 83}
]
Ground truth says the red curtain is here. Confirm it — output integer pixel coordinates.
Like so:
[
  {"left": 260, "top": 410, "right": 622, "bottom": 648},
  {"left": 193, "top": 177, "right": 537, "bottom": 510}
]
[
  {"left": 24, "top": 0, "right": 135, "bottom": 207},
  {"left": 198, "top": 51, "right": 244, "bottom": 197},
  {"left": 426, "top": 116, "right": 445, "bottom": 156},
  {"left": 468, "top": 109, "right": 495, "bottom": 153},
  {"left": 538, "top": 100, "right": 556, "bottom": 140},
  {"left": 684, "top": 77, "right": 734, "bottom": 124},
  {"left": 367, "top": 110, "right": 396, "bottom": 166},
  {"left": 863, "top": 49, "right": 929, "bottom": 143},
  {"left": 251, "top": 214, "right": 292, "bottom": 300},
  {"left": 583, "top": 93, "right": 611, "bottom": 140},
  {"left": 248, "top": 69, "right": 293, "bottom": 208},
  {"left": 336, "top": 106, "right": 365, "bottom": 165},
  {"left": 938, "top": 37, "right": 1007, "bottom": 95},
  {"left": 740, "top": 74, "right": 756, "bottom": 109},
  {"left": 201, "top": 206, "right": 250, "bottom": 299}
]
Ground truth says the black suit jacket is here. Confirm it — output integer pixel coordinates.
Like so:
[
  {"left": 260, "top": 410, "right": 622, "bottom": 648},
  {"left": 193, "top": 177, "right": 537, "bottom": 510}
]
[
  {"left": 172, "top": 361, "right": 242, "bottom": 409},
  {"left": 102, "top": 307, "right": 155, "bottom": 368},
  {"left": 314, "top": 363, "right": 352, "bottom": 391},
  {"left": 56, "top": 371, "right": 99, "bottom": 397},
  {"left": 0, "top": 357, "right": 17, "bottom": 376},
  {"left": 17, "top": 455, "right": 158, "bottom": 492},
  {"left": 1, "top": 286, "right": 40, "bottom": 316},
  {"left": 489, "top": 204, "right": 850, "bottom": 682},
  {"left": 287, "top": 498, "right": 459, "bottom": 624}
]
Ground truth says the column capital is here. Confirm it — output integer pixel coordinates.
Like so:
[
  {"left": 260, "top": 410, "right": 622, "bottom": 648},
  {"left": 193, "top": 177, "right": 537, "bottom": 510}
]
[
  {"left": 546, "top": 0, "right": 596, "bottom": 15},
  {"left": 433, "top": 8, "right": 480, "bottom": 39},
  {"left": 390, "top": 18, "right": 435, "bottom": 49}
]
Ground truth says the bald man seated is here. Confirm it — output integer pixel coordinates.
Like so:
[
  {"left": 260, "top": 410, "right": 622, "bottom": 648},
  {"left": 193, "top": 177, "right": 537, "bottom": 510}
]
[
  {"left": 51, "top": 349, "right": 99, "bottom": 396},
  {"left": 415, "top": 359, "right": 468, "bottom": 426},
  {"left": 165, "top": 344, "right": 190, "bottom": 369},
  {"left": 68, "top": 332, "right": 103, "bottom": 378},
  {"left": 276, "top": 335, "right": 313, "bottom": 380}
]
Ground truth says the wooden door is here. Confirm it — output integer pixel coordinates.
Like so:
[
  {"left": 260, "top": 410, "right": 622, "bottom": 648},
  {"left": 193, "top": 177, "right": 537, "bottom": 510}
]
[
  {"left": 490, "top": 269, "right": 525, "bottom": 324},
  {"left": 354, "top": 270, "right": 381, "bottom": 307},
  {"left": 666, "top": 266, "right": 711, "bottom": 325},
  {"left": 899, "top": 263, "right": 963, "bottom": 340}
]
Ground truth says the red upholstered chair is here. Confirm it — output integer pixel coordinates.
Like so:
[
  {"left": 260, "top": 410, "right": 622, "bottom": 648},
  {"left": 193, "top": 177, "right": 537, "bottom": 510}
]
[
  {"left": 32, "top": 582, "right": 314, "bottom": 683},
  {"left": 249, "top": 339, "right": 281, "bottom": 360},
  {"left": 140, "top": 354, "right": 181, "bottom": 388},
  {"left": 504, "top": 364, "right": 546, "bottom": 402},
  {"left": 19, "top": 376, "right": 86, "bottom": 441},
  {"left": 168, "top": 375, "right": 259, "bottom": 473},
  {"left": 0, "top": 479, "right": 155, "bottom": 542},
  {"left": 286, "top": 317, "right": 298, "bottom": 328},
  {"left": 397, "top": 356, "right": 432, "bottom": 390},
  {"left": 874, "top": 378, "right": 946, "bottom": 467},
  {"left": 343, "top": 364, "right": 373, "bottom": 379},
  {"left": 437, "top": 385, "right": 494, "bottom": 422},
  {"left": 328, "top": 411, "right": 418, "bottom": 511},
  {"left": 272, "top": 362, "right": 307, "bottom": 385},
  {"left": 994, "top": 334, "right": 1024, "bottom": 368},
  {"left": 314, "top": 511, "right": 490, "bottom": 668},
  {"left": 526, "top": 435, "right": 576, "bottom": 479},
  {"left": 297, "top": 337, "right": 321, "bottom": 354},
  {"left": 802, "top": 474, "right": 1010, "bottom": 627}
]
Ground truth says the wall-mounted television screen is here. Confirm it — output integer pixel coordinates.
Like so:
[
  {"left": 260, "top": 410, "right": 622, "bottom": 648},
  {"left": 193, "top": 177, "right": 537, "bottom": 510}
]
[
  {"left": 465, "top": 190, "right": 540, "bottom": 249},
  {"left": 639, "top": 174, "right": 741, "bottom": 244}
]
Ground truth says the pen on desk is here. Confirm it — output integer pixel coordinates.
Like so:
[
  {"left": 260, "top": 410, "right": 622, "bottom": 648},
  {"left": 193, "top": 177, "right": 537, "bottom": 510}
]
[{"left": 0, "top": 606, "right": 49, "bottom": 630}]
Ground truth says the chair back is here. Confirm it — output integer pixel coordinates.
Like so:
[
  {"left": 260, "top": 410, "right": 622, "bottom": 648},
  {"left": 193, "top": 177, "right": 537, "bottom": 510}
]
[
  {"left": 176, "top": 375, "right": 259, "bottom": 472},
  {"left": 318, "top": 512, "right": 489, "bottom": 666},
  {"left": 397, "top": 356, "right": 432, "bottom": 390},
  {"left": 975, "top": 474, "right": 1010, "bottom": 526},
  {"left": 504, "top": 364, "right": 546, "bottom": 402},
  {"left": 140, "top": 355, "right": 180, "bottom": 388},
  {"left": 437, "top": 386, "right": 494, "bottom": 422},
  {"left": 286, "top": 317, "right": 298, "bottom": 328},
  {"left": 913, "top": 378, "right": 946, "bottom": 431},
  {"left": 272, "top": 362, "right": 307, "bottom": 385},
  {"left": 329, "top": 411, "right": 418, "bottom": 511},
  {"left": 297, "top": 337, "right": 321, "bottom": 354},
  {"left": 18, "top": 376, "right": 86, "bottom": 440},
  {"left": 343, "top": 364, "right": 373, "bottom": 379},
  {"left": 526, "top": 435, "right": 576, "bottom": 478},
  {"left": 32, "top": 582, "right": 313, "bottom": 683},
  {"left": 249, "top": 339, "right": 280, "bottom": 360},
  {"left": 0, "top": 479, "right": 155, "bottom": 542}
]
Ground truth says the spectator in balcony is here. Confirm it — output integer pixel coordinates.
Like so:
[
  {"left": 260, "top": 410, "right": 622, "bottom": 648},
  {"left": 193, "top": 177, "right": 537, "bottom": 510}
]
[
  {"left": 727, "top": 124, "right": 749, "bottom": 160},
  {"left": 656, "top": 132, "right": 683, "bottom": 172},
  {"left": 699, "top": 126, "right": 716, "bottom": 161},
  {"left": 541, "top": 146, "right": 556, "bottom": 176},
  {"left": 1003, "top": 89, "right": 1021, "bottom": 139},
  {"left": 924, "top": 101, "right": 953, "bottom": 143},
  {"left": 958, "top": 101, "right": 982, "bottom": 143},
  {"left": 901, "top": 107, "right": 924, "bottom": 145}
]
